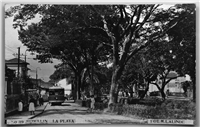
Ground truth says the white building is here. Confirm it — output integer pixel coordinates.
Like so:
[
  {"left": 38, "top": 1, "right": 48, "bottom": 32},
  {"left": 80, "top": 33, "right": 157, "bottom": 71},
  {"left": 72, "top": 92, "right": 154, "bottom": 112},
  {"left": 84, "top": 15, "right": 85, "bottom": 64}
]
[
  {"left": 55, "top": 78, "right": 72, "bottom": 96},
  {"left": 149, "top": 71, "right": 187, "bottom": 94}
]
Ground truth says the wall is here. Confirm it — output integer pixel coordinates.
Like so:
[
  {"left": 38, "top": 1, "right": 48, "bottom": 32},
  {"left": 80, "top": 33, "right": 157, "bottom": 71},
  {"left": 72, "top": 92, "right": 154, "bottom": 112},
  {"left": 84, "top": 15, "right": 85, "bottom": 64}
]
[
  {"left": 5, "top": 94, "right": 21, "bottom": 114},
  {"left": 6, "top": 64, "right": 27, "bottom": 77},
  {"left": 149, "top": 77, "right": 185, "bottom": 94}
]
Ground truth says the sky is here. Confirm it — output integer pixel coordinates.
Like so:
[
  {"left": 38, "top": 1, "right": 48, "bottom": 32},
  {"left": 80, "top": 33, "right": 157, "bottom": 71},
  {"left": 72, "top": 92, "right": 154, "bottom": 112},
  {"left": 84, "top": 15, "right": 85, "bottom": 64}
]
[{"left": 5, "top": 4, "right": 61, "bottom": 82}]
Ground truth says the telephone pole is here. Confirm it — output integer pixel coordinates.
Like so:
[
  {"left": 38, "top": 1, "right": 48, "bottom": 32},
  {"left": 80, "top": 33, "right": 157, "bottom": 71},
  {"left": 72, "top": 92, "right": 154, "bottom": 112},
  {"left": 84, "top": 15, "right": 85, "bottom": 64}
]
[
  {"left": 17, "top": 47, "right": 20, "bottom": 78},
  {"left": 36, "top": 67, "right": 41, "bottom": 88}
]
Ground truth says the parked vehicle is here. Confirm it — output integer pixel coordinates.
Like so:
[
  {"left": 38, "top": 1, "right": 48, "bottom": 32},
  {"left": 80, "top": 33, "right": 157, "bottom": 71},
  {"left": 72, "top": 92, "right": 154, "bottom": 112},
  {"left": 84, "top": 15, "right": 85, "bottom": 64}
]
[{"left": 48, "top": 86, "right": 65, "bottom": 106}]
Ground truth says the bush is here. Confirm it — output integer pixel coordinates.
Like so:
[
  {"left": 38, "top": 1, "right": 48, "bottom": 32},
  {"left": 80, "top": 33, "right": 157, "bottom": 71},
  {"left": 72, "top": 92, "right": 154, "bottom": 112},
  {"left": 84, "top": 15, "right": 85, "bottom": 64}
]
[
  {"left": 108, "top": 99, "right": 195, "bottom": 119},
  {"left": 95, "top": 102, "right": 108, "bottom": 110},
  {"left": 128, "top": 96, "right": 163, "bottom": 106}
]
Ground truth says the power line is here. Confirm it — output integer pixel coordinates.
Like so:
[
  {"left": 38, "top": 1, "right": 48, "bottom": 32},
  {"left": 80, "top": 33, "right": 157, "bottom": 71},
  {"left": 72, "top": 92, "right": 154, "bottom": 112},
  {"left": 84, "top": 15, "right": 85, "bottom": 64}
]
[
  {"left": 5, "top": 48, "right": 15, "bottom": 54},
  {"left": 5, "top": 47, "right": 16, "bottom": 54},
  {"left": 5, "top": 45, "right": 16, "bottom": 51},
  {"left": 6, "top": 46, "right": 14, "bottom": 52},
  {"left": 5, "top": 45, "right": 16, "bottom": 53}
]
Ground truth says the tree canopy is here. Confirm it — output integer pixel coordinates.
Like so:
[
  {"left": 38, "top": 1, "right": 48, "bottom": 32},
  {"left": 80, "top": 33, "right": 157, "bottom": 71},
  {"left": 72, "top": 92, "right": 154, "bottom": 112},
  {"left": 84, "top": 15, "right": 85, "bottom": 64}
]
[{"left": 5, "top": 4, "right": 196, "bottom": 103}]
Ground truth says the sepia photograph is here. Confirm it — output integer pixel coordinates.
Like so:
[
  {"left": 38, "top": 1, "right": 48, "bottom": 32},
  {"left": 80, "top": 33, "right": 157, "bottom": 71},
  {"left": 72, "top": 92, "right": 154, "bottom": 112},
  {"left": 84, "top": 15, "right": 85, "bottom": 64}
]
[{"left": 4, "top": 3, "right": 196, "bottom": 125}]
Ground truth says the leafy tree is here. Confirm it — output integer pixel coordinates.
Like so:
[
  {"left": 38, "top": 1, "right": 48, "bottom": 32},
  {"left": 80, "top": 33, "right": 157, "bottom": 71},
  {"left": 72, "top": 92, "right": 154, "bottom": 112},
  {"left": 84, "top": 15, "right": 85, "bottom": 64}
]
[
  {"left": 6, "top": 4, "right": 195, "bottom": 106},
  {"left": 49, "top": 64, "right": 74, "bottom": 81},
  {"left": 88, "top": 5, "right": 188, "bottom": 105},
  {"left": 120, "top": 46, "right": 161, "bottom": 99},
  {"left": 142, "top": 4, "right": 195, "bottom": 101},
  {"left": 130, "top": 4, "right": 196, "bottom": 100},
  {"left": 166, "top": 4, "right": 196, "bottom": 101},
  {"left": 5, "top": 5, "right": 111, "bottom": 100},
  {"left": 81, "top": 64, "right": 112, "bottom": 96}
]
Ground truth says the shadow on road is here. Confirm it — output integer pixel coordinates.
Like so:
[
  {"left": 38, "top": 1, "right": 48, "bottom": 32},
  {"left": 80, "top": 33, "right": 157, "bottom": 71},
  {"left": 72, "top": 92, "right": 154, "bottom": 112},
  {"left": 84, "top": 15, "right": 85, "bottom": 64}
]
[
  {"left": 50, "top": 104, "right": 71, "bottom": 106},
  {"left": 39, "top": 108, "right": 102, "bottom": 117}
]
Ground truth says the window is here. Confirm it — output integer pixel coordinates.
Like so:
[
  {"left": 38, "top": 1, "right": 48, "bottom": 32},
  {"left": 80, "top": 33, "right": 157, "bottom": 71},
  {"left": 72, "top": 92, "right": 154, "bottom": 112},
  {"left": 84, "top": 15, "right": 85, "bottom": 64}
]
[{"left": 49, "top": 91, "right": 55, "bottom": 95}]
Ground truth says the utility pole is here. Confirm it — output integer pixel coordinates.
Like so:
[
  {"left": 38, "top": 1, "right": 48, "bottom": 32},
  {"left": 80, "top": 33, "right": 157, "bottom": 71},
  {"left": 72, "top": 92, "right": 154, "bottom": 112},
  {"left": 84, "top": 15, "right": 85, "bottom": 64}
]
[
  {"left": 17, "top": 47, "right": 20, "bottom": 78},
  {"left": 24, "top": 50, "right": 28, "bottom": 105},
  {"left": 36, "top": 67, "right": 41, "bottom": 89},
  {"left": 36, "top": 69, "right": 38, "bottom": 88}
]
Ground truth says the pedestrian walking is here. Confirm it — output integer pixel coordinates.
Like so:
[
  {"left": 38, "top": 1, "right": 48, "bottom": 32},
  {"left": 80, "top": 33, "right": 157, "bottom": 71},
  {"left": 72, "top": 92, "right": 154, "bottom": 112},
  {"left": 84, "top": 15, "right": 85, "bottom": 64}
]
[
  {"left": 18, "top": 99, "right": 23, "bottom": 114},
  {"left": 29, "top": 96, "right": 35, "bottom": 115}
]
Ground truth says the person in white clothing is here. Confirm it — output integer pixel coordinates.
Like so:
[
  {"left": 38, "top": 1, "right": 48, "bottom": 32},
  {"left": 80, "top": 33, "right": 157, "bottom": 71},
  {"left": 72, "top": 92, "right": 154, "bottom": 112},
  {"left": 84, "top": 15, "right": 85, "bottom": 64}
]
[
  {"left": 90, "top": 95, "right": 95, "bottom": 112},
  {"left": 118, "top": 89, "right": 124, "bottom": 103},
  {"left": 86, "top": 95, "right": 95, "bottom": 113},
  {"left": 29, "top": 96, "right": 35, "bottom": 115},
  {"left": 18, "top": 99, "right": 23, "bottom": 114}
]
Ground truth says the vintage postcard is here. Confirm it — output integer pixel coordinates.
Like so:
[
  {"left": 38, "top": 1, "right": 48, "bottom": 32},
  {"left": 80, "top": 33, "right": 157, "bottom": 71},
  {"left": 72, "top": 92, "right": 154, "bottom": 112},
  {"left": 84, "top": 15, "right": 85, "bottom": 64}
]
[{"left": 4, "top": 3, "right": 196, "bottom": 125}]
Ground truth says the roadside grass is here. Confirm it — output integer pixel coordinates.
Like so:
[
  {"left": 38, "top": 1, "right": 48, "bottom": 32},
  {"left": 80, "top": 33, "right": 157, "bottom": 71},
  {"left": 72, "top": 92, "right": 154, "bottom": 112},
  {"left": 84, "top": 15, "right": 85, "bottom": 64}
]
[{"left": 94, "top": 97, "right": 195, "bottom": 120}]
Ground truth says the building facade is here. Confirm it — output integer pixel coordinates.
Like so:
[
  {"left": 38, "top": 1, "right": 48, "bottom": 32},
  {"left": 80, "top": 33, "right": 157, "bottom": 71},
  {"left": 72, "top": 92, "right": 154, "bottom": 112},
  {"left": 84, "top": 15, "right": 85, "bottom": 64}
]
[
  {"left": 5, "top": 58, "right": 29, "bottom": 78},
  {"left": 5, "top": 58, "right": 29, "bottom": 114},
  {"left": 149, "top": 71, "right": 186, "bottom": 94}
]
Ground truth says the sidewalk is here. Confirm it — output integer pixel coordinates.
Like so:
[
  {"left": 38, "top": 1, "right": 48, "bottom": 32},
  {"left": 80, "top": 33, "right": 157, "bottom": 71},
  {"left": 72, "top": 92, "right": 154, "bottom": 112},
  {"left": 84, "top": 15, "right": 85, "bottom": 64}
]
[
  {"left": 5, "top": 101, "right": 146, "bottom": 124},
  {"left": 5, "top": 102, "right": 48, "bottom": 120}
]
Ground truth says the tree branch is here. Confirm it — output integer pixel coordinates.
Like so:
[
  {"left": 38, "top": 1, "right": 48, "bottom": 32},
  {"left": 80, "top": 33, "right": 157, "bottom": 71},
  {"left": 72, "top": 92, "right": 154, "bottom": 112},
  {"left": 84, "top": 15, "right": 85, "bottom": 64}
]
[
  {"left": 165, "top": 75, "right": 184, "bottom": 85},
  {"left": 151, "top": 82, "right": 161, "bottom": 91},
  {"left": 119, "top": 5, "right": 139, "bottom": 40}
]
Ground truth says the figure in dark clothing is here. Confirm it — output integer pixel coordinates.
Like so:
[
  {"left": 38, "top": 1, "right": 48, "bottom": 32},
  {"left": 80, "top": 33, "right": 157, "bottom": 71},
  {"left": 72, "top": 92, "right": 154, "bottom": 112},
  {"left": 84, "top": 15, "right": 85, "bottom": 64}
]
[{"left": 39, "top": 96, "right": 44, "bottom": 106}]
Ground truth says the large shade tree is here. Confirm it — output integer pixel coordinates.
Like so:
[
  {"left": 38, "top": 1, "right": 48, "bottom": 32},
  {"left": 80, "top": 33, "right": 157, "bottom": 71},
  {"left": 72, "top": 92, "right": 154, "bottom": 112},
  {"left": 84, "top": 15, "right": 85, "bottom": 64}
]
[
  {"left": 6, "top": 5, "right": 111, "bottom": 100},
  {"left": 166, "top": 4, "right": 196, "bottom": 101},
  {"left": 6, "top": 4, "right": 195, "bottom": 106},
  {"left": 87, "top": 5, "right": 188, "bottom": 106},
  {"left": 108, "top": 4, "right": 195, "bottom": 102}
]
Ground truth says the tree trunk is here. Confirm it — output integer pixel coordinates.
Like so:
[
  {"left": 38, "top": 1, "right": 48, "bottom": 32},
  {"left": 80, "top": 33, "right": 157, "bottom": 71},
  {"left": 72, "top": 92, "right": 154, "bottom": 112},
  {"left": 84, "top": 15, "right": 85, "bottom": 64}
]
[
  {"left": 108, "top": 67, "right": 122, "bottom": 107},
  {"left": 160, "top": 89, "right": 166, "bottom": 100},
  {"left": 139, "top": 83, "right": 149, "bottom": 99},
  {"left": 108, "top": 72, "right": 118, "bottom": 106},
  {"left": 72, "top": 81, "right": 76, "bottom": 100},
  {"left": 77, "top": 75, "right": 81, "bottom": 99},
  {"left": 74, "top": 74, "right": 81, "bottom": 100},
  {"left": 192, "top": 78, "right": 195, "bottom": 102},
  {"left": 89, "top": 65, "right": 94, "bottom": 96},
  {"left": 154, "top": 83, "right": 166, "bottom": 100},
  {"left": 129, "top": 84, "right": 134, "bottom": 97}
]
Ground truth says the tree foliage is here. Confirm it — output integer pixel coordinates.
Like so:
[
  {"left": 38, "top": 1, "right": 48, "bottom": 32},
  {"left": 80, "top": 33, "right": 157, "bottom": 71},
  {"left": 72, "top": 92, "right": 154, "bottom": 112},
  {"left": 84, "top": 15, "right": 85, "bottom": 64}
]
[
  {"left": 5, "top": 4, "right": 196, "bottom": 104},
  {"left": 6, "top": 4, "right": 112, "bottom": 99}
]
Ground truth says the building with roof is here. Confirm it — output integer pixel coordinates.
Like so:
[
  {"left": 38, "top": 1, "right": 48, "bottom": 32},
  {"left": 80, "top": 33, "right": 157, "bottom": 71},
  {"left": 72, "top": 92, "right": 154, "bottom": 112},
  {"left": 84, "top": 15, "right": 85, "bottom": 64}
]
[
  {"left": 5, "top": 58, "right": 29, "bottom": 78},
  {"left": 5, "top": 58, "right": 30, "bottom": 114},
  {"left": 149, "top": 71, "right": 186, "bottom": 94}
]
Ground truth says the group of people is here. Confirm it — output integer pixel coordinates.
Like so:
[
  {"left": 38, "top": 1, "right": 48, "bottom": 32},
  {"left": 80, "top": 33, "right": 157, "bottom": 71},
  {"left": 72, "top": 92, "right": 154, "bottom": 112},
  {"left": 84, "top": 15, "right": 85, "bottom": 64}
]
[
  {"left": 18, "top": 95, "right": 44, "bottom": 115},
  {"left": 84, "top": 94, "right": 109, "bottom": 113}
]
